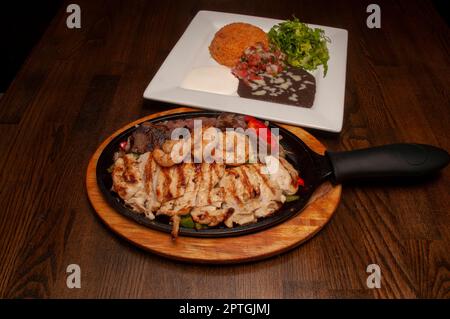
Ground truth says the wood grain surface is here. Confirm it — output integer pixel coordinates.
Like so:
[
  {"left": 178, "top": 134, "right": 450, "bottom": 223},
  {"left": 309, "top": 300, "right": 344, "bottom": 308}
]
[
  {"left": 0, "top": 0, "right": 449, "bottom": 298},
  {"left": 86, "top": 107, "right": 341, "bottom": 264}
]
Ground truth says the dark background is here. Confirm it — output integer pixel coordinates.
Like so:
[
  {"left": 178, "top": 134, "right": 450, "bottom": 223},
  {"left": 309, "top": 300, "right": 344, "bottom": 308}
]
[
  {"left": 0, "top": 0, "right": 448, "bottom": 94},
  {"left": 0, "top": 1, "right": 63, "bottom": 92}
]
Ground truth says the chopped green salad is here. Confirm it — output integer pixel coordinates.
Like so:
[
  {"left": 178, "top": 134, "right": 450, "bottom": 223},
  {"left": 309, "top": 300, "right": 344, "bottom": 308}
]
[{"left": 268, "top": 18, "right": 330, "bottom": 76}]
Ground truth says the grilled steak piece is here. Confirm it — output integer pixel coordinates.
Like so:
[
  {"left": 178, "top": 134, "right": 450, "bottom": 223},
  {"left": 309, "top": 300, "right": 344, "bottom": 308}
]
[
  {"left": 164, "top": 117, "right": 218, "bottom": 131},
  {"left": 215, "top": 113, "right": 247, "bottom": 130},
  {"left": 130, "top": 122, "right": 170, "bottom": 154}
]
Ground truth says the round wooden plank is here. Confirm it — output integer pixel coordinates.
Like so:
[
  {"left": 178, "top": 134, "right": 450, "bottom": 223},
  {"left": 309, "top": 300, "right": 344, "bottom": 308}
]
[{"left": 86, "top": 107, "right": 342, "bottom": 264}]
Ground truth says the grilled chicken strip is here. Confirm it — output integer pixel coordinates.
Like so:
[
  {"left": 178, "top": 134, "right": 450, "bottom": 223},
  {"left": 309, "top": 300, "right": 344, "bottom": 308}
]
[
  {"left": 157, "top": 162, "right": 225, "bottom": 217},
  {"left": 218, "top": 155, "right": 299, "bottom": 227},
  {"left": 111, "top": 152, "right": 156, "bottom": 219},
  {"left": 112, "top": 150, "right": 299, "bottom": 236}
]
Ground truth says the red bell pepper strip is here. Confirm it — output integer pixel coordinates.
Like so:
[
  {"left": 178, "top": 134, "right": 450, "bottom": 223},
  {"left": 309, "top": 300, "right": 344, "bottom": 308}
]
[
  {"left": 244, "top": 115, "right": 277, "bottom": 149},
  {"left": 119, "top": 141, "right": 128, "bottom": 151}
]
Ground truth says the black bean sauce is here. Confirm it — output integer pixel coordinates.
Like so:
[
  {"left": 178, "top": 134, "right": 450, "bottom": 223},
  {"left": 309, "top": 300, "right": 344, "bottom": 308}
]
[{"left": 237, "top": 67, "right": 316, "bottom": 108}]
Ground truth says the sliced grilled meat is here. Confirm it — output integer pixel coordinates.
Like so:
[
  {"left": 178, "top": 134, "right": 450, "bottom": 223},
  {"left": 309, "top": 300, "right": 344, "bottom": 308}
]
[
  {"left": 112, "top": 152, "right": 156, "bottom": 219},
  {"left": 130, "top": 122, "right": 170, "bottom": 154},
  {"left": 111, "top": 146, "right": 300, "bottom": 237},
  {"left": 215, "top": 113, "right": 247, "bottom": 130}
]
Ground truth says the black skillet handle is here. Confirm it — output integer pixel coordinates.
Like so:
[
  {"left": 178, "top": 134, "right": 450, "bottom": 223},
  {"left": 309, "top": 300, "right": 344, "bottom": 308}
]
[{"left": 326, "top": 144, "right": 450, "bottom": 183}]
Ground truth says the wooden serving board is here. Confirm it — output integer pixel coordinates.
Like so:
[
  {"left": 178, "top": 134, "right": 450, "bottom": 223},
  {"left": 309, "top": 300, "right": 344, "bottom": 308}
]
[{"left": 86, "top": 107, "right": 342, "bottom": 264}]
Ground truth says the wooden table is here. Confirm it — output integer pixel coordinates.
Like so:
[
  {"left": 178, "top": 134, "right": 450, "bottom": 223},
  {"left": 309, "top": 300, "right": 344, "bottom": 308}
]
[{"left": 0, "top": 0, "right": 448, "bottom": 298}]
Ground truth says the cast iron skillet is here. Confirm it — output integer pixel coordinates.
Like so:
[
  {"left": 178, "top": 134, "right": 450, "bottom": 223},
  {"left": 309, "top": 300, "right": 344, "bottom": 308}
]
[{"left": 96, "top": 111, "right": 450, "bottom": 238}]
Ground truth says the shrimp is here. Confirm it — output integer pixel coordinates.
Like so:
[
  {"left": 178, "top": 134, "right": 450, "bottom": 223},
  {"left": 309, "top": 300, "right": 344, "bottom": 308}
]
[
  {"left": 153, "top": 139, "right": 191, "bottom": 167},
  {"left": 219, "top": 131, "right": 251, "bottom": 166},
  {"left": 153, "top": 148, "right": 177, "bottom": 167}
]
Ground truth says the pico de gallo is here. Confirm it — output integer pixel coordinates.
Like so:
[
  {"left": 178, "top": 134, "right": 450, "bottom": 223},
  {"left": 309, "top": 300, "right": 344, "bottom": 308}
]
[{"left": 232, "top": 42, "right": 286, "bottom": 85}]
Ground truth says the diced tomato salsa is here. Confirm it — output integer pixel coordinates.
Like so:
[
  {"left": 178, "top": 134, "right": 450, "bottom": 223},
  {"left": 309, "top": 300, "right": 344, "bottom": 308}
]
[{"left": 232, "top": 43, "right": 286, "bottom": 84}]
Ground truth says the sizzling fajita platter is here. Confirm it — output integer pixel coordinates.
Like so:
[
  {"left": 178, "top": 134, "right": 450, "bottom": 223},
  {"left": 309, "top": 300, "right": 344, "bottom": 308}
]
[
  {"left": 96, "top": 110, "right": 330, "bottom": 238},
  {"left": 86, "top": 107, "right": 342, "bottom": 263}
]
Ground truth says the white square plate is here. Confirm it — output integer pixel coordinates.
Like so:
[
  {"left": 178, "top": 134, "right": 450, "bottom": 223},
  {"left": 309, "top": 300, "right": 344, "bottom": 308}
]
[{"left": 143, "top": 10, "right": 348, "bottom": 132}]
